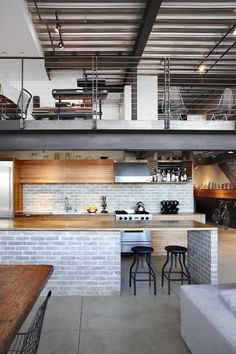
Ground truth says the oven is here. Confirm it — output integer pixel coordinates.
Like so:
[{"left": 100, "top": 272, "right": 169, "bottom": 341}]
[{"left": 121, "top": 230, "right": 151, "bottom": 253}]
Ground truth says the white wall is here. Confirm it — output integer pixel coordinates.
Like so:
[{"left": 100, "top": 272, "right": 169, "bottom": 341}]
[
  {"left": 137, "top": 76, "right": 158, "bottom": 120},
  {"left": 10, "top": 71, "right": 122, "bottom": 120},
  {"left": 194, "top": 163, "right": 230, "bottom": 188}
]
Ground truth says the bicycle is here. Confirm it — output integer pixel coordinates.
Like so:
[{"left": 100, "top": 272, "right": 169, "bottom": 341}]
[{"left": 212, "top": 200, "right": 231, "bottom": 229}]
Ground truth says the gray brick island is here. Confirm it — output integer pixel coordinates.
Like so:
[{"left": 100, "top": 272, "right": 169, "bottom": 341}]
[{"left": 0, "top": 218, "right": 218, "bottom": 296}]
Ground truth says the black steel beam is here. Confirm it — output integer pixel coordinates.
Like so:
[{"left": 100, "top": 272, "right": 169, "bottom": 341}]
[
  {"left": 132, "top": 0, "right": 162, "bottom": 57},
  {"left": 125, "top": 0, "right": 163, "bottom": 84},
  {"left": 0, "top": 130, "right": 235, "bottom": 151}
]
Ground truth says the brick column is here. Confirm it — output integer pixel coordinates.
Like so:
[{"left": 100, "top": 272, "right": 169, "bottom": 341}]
[{"left": 187, "top": 229, "right": 218, "bottom": 284}]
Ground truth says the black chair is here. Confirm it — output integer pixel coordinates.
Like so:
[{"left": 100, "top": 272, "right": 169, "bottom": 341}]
[
  {"left": 129, "top": 246, "right": 157, "bottom": 296},
  {"left": 5, "top": 88, "right": 32, "bottom": 120},
  {"left": 161, "top": 245, "right": 191, "bottom": 295},
  {"left": 8, "top": 290, "right": 52, "bottom": 354}
]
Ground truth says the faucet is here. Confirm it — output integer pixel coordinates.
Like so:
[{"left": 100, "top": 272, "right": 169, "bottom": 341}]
[{"left": 65, "top": 197, "right": 72, "bottom": 213}]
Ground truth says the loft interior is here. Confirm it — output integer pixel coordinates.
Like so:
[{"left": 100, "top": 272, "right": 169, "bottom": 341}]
[{"left": 0, "top": 1, "right": 235, "bottom": 354}]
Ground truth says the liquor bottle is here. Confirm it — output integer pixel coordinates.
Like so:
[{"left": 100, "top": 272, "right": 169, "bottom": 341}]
[
  {"left": 183, "top": 168, "right": 188, "bottom": 182},
  {"left": 153, "top": 169, "right": 157, "bottom": 182},
  {"left": 180, "top": 169, "right": 185, "bottom": 182},
  {"left": 162, "top": 170, "right": 167, "bottom": 182},
  {"left": 175, "top": 169, "right": 179, "bottom": 182},
  {"left": 166, "top": 170, "right": 171, "bottom": 182},
  {"left": 157, "top": 169, "right": 162, "bottom": 182},
  {"left": 171, "top": 170, "right": 176, "bottom": 182}
]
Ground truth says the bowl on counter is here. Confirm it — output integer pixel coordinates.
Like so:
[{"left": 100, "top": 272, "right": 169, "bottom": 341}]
[{"left": 86, "top": 206, "right": 98, "bottom": 213}]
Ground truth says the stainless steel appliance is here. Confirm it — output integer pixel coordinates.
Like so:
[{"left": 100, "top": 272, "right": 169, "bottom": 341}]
[
  {"left": 0, "top": 161, "right": 13, "bottom": 218},
  {"left": 121, "top": 230, "right": 151, "bottom": 253},
  {"left": 114, "top": 162, "right": 152, "bottom": 183},
  {"left": 115, "top": 210, "right": 152, "bottom": 221}
]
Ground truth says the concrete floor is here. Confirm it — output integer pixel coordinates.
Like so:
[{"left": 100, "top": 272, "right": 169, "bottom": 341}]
[{"left": 25, "top": 227, "right": 236, "bottom": 354}]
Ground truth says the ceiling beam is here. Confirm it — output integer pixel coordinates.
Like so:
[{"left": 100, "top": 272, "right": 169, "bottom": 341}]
[
  {"left": 125, "top": 0, "right": 163, "bottom": 84},
  {"left": 0, "top": 126, "right": 235, "bottom": 151},
  {"left": 132, "top": 0, "right": 163, "bottom": 56}
]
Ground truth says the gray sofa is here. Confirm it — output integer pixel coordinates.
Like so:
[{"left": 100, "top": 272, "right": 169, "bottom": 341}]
[{"left": 181, "top": 284, "right": 236, "bottom": 354}]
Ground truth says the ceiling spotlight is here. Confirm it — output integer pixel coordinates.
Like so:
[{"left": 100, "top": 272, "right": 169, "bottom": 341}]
[
  {"left": 55, "top": 23, "right": 61, "bottom": 33},
  {"left": 58, "top": 41, "right": 64, "bottom": 50},
  {"left": 228, "top": 151, "right": 234, "bottom": 154},
  {"left": 197, "top": 64, "right": 206, "bottom": 73},
  {"left": 232, "top": 26, "right": 236, "bottom": 35}
]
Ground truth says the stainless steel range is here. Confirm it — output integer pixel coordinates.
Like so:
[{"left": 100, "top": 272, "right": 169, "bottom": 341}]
[
  {"left": 115, "top": 210, "right": 152, "bottom": 221},
  {"left": 115, "top": 210, "right": 152, "bottom": 253}
]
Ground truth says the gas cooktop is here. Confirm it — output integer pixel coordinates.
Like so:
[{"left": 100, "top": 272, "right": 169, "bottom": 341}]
[{"left": 115, "top": 210, "right": 152, "bottom": 221}]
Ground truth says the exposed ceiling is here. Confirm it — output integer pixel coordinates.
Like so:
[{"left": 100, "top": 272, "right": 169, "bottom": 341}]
[{"left": 25, "top": 0, "right": 236, "bottom": 110}]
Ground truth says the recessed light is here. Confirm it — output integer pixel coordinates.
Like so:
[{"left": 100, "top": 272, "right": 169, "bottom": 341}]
[{"left": 228, "top": 151, "right": 234, "bottom": 154}]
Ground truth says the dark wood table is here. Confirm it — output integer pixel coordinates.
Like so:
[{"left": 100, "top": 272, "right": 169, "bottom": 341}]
[{"left": 0, "top": 265, "right": 53, "bottom": 354}]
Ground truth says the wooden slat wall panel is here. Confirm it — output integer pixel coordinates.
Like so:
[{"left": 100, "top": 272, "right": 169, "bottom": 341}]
[
  {"left": 152, "top": 230, "right": 187, "bottom": 256},
  {"left": 151, "top": 213, "right": 204, "bottom": 255},
  {"left": 66, "top": 160, "right": 114, "bottom": 183},
  {"left": 194, "top": 189, "right": 236, "bottom": 199},
  {"left": 19, "top": 160, "right": 67, "bottom": 183}
]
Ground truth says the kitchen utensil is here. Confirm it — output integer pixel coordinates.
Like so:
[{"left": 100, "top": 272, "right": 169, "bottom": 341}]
[{"left": 135, "top": 201, "right": 145, "bottom": 213}]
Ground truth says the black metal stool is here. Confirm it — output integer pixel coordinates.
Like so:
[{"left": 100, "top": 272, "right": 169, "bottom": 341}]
[
  {"left": 161, "top": 245, "right": 191, "bottom": 295},
  {"left": 129, "top": 246, "right": 157, "bottom": 296}
]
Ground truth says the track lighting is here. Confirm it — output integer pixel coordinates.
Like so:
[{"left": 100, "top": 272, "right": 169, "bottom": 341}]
[
  {"left": 58, "top": 41, "right": 64, "bottom": 50},
  {"left": 55, "top": 23, "right": 61, "bottom": 33}
]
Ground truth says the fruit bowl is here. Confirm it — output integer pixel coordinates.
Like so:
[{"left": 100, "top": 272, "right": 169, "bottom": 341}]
[{"left": 87, "top": 206, "right": 97, "bottom": 213}]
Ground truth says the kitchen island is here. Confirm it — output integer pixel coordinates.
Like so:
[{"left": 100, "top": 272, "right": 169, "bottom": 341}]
[{"left": 0, "top": 218, "right": 217, "bottom": 296}]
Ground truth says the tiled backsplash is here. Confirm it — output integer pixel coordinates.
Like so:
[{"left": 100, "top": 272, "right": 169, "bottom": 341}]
[{"left": 23, "top": 183, "right": 194, "bottom": 213}]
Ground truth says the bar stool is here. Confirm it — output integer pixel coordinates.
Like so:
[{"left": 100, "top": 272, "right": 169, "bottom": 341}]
[
  {"left": 129, "top": 246, "right": 157, "bottom": 296},
  {"left": 161, "top": 245, "right": 191, "bottom": 295}
]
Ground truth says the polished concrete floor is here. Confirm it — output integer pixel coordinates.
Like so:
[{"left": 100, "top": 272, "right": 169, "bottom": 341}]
[{"left": 25, "top": 227, "right": 236, "bottom": 354}]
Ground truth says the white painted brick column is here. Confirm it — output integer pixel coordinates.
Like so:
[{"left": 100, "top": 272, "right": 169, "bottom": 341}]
[
  {"left": 0, "top": 231, "right": 121, "bottom": 296},
  {"left": 187, "top": 229, "right": 218, "bottom": 284}
]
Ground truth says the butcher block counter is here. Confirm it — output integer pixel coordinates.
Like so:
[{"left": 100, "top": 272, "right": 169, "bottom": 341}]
[
  {"left": 0, "top": 216, "right": 217, "bottom": 296},
  {"left": 0, "top": 217, "right": 214, "bottom": 231}
]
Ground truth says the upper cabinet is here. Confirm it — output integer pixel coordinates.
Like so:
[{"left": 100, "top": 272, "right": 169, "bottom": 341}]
[
  {"left": 19, "top": 160, "right": 67, "bottom": 183},
  {"left": 66, "top": 160, "right": 114, "bottom": 183},
  {"left": 19, "top": 160, "right": 114, "bottom": 184}
]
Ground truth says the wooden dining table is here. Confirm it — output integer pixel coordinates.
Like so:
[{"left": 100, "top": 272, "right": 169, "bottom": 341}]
[{"left": 0, "top": 264, "right": 53, "bottom": 354}]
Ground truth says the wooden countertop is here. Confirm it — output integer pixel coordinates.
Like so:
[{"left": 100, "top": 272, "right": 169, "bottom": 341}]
[
  {"left": 0, "top": 265, "right": 53, "bottom": 354},
  {"left": 0, "top": 218, "right": 216, "bottom": 231}
]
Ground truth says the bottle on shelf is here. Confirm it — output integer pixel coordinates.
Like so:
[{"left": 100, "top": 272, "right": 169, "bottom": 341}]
[
  {"left": 162, "top": 170, "right": 167, "bottom": 182},
  {"left": 166, "top": 170, "right": 171, "bottom": 182},
  {"left": 171, "top": 170, "right": 175, "bottom": 182},
  {"left": 183, "top": 168, "right": 188, "bottom": 182},
  {"left": 175, "top": 169, "right": 179, "bottom": 182},
  {"left": 157, "top": 169, "right": 162, "bottom": 182},
  {"left": 180, "top": 169, "right": 185, "bottom": 182}
]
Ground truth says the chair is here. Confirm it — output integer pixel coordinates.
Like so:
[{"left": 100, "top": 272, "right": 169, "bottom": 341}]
[
  {"left": 8, "top": 290, "right": 52, "bottom": 354},
  {"left": 206, "top": 88, "right": 233, "bottom": 120},
  {"left": 5, "top": 88, "right": 32, "bottom": 120},
  {"left": 162, "top": 87, "right": 188, "bottom": 120}
]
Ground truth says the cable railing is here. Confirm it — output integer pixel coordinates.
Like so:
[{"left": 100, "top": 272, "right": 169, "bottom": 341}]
[{"left": 0, "top": 55, "right": 235, "bottom": 130}]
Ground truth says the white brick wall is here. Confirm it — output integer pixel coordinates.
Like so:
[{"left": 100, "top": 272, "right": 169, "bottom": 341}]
[
  {"left": 23, "top": 183, "right": 194, "bottom": 213},
  {"left": 0, "top": 231, "right": 121, "bottom": 296},
  {"left": 187, "top": 229, "right": 218, "bottom": 284}
]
